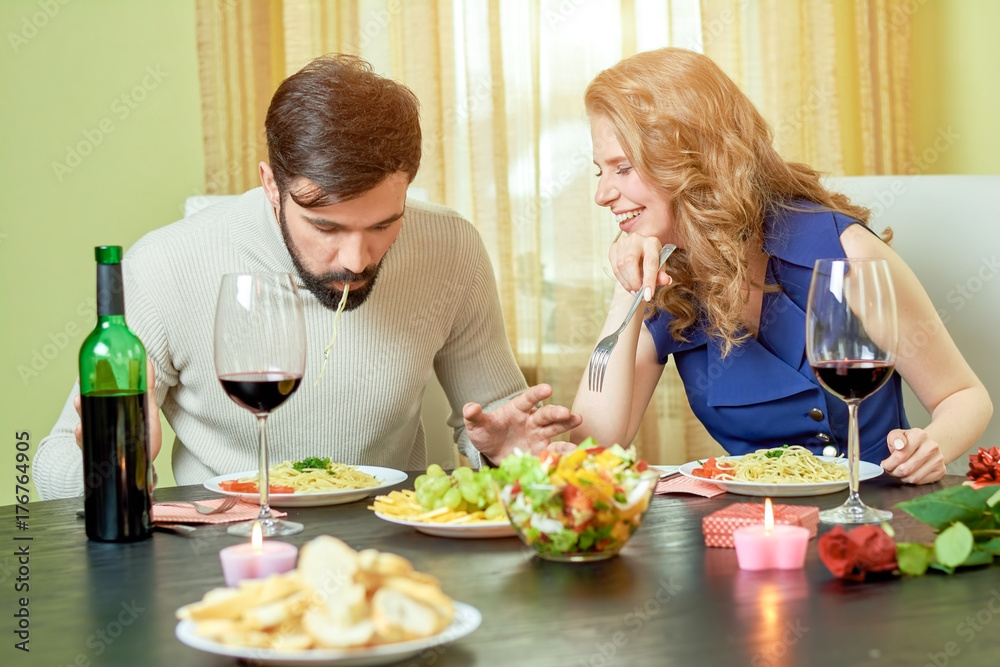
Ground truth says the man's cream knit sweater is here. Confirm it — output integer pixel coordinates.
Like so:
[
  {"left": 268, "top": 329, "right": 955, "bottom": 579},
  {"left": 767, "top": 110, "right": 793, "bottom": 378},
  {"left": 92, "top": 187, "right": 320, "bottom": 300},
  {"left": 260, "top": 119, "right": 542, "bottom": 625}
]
[{"left": 35, "top": 189, "right": 526, "bottom": 499}]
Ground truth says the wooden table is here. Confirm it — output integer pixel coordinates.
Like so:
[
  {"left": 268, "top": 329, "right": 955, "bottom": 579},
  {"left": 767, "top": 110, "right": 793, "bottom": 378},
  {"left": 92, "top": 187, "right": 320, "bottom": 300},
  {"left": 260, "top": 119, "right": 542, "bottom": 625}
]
[{"left": 2, "top": 475, "right": 998, "bottom": 666}]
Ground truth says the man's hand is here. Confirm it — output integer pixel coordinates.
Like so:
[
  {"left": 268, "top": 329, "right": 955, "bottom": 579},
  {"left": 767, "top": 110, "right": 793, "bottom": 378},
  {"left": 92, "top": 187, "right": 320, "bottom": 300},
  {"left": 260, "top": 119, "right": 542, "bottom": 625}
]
[
  {"left": 880, "top": 428, "right": 946, "bottom": 485},
  {"left": 462, "top": 384, "right": 582, "bottom": 463},
  {"left": 74, "top": 359, "right": 162, "bottom": 462}
]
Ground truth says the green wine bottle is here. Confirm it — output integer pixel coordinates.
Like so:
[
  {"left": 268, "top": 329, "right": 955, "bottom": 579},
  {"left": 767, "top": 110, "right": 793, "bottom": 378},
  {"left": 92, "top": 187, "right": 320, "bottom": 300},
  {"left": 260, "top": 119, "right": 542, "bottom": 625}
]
[{"left": 79, "top": 246, "right": 153, "bottom": 542}]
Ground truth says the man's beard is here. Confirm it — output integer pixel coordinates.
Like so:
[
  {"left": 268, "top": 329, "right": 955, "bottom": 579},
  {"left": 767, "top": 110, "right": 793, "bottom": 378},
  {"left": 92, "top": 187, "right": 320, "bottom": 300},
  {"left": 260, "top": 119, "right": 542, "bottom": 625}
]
[{"left": 277, "top": 201, "right": 383, "bottom": 312}]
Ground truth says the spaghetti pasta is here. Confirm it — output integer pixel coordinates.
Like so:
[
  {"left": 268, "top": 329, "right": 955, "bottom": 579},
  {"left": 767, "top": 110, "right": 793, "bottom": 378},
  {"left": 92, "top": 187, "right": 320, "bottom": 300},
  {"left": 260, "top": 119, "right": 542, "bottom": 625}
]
[
  {"left": 238, "top": 458, "right": 380, "bottom": 493},
  {"left": 707, "top": 446, "right": 848, "bottom": 484}
]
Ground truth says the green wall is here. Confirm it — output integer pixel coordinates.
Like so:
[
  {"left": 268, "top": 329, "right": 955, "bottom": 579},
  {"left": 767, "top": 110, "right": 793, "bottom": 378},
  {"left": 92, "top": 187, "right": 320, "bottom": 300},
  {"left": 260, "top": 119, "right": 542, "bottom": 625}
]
[
  {"left": 0, "top": 0, "right": 203, "bottom": 501},
  {"left": 912, "top": 0, "right": 1000, "bottom": 174}
]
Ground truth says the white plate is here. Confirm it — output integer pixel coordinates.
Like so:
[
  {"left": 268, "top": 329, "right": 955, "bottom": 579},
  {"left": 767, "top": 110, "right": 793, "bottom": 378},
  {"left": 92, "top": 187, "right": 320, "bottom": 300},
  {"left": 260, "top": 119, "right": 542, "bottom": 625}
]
[
  {"left": 678, "top": 456, "right": 883, "bottom": 497},
  {"left": 175, "top": 601, "right": 481, "bottom": 666},
  {"left": 373, "top": 511, "right": 516, "bottom": 539},
  {"left": 204, "top": 466, "right": 408, "bottom": 507}
]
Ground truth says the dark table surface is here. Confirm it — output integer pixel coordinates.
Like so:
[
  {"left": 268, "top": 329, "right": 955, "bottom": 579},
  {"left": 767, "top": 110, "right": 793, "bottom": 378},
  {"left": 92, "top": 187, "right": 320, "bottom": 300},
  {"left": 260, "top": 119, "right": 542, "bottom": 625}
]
[{"left": 2, "top": 474, "right": 998, "bottom": 666}]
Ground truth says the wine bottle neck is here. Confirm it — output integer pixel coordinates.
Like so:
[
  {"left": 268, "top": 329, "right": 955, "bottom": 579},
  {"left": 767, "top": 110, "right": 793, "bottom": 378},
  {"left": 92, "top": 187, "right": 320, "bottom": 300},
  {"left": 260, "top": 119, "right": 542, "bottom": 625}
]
[{"left": 96, "top": 263, "right": 125, "bottom": 317}]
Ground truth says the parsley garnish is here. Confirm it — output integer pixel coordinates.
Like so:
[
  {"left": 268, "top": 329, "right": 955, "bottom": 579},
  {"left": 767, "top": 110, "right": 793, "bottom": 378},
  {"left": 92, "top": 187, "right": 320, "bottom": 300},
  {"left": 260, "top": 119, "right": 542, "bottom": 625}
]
[{"left": 292, "top": 457, "right": 330, "bottom": 471}]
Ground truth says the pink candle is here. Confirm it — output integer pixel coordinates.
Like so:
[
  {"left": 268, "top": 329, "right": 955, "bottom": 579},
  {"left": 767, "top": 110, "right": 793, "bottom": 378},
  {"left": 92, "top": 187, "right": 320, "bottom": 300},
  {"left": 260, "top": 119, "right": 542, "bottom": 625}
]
[
  {"left": 733, "top": 498, "right": 810, "bottom": 571},
  {"left": 219, "top": 522, "right": 298, "bottom": 587}
]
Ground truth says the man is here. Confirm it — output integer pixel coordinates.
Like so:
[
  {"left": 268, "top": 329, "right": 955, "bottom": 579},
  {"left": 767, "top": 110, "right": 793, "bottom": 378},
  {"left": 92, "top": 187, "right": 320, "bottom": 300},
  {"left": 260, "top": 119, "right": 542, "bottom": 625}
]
[{"left": 35, "top": 54, "right": 579, "bottom": 500}]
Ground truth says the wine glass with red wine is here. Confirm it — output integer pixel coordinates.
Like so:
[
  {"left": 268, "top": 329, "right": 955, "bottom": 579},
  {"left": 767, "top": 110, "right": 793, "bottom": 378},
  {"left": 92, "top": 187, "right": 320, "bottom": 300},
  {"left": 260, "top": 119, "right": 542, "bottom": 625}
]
[
  {"left": 806, "top": 258, "right": 898, "bottom": 524},
  {"left": 214, "top": 273, "right": 306, "bottom": 536}
]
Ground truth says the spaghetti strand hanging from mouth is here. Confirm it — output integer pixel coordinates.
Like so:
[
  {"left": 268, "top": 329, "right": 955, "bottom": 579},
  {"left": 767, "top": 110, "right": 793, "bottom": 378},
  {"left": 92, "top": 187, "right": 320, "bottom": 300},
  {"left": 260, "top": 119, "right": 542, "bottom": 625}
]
[{"left": 315, "top": 283, "right": 349, "bottom": 385}]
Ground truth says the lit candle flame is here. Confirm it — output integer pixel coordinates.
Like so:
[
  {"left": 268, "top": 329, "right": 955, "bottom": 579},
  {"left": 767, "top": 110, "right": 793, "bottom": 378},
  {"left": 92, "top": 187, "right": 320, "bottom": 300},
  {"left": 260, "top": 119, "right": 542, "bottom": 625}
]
[
  {"left": 251, "top": 521, "right": 263, "bottom": 551},
  {"left": 764, "top": 497, "right": 774, "bottom": 535}
]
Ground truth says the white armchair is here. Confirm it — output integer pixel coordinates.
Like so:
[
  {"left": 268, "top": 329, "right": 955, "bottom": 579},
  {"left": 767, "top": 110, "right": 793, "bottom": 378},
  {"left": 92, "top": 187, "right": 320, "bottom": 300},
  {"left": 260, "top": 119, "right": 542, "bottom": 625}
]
[{"left": 823, "top": 175, "right": 999, "bottom": 473}]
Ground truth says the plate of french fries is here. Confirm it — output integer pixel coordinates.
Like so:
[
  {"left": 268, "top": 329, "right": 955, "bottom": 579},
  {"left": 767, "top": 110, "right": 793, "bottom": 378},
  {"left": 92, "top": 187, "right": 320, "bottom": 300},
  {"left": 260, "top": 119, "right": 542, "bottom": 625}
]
[
  {"left": 175, "top": 536, "right": 481, "bottom": 665},
  {"left": 370, "top": 489, "right": 516, "bottom": 539}
]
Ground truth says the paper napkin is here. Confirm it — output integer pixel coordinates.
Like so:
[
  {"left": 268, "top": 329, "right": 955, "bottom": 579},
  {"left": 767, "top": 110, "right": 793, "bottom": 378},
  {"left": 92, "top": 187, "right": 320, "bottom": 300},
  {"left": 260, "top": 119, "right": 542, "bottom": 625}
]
[{"left": 152, "top": 499, "right": 286, "bottom": 525}]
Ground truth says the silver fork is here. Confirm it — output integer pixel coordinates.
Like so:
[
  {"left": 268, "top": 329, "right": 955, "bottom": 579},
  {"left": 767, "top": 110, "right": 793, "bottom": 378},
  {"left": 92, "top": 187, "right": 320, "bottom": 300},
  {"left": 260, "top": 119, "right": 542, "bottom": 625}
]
[
  {"left": 158, "top": 495, "right": 240, "bottom": 515},
  {"left": 587, "top": 244, "right": 677, "bottom": 392}
]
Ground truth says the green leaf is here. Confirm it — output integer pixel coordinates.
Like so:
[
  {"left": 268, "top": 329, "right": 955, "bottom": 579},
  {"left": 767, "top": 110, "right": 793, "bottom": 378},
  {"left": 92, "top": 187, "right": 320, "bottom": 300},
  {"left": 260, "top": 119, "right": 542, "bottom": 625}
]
[
  {"left": 980, "top": 537, "right": 1000, "bottom": 555},
  {"left": 935, "top": 523, "right": 975, "bottom": 568},
  {"left": 960, "top": 546, "right": 996, "bottom": 568},
  {"left": 988, "top": 488, "right": 1000, "bottom": 508},
  {"left": 929, "top": 562, "right": 955, "bottom": 575},
  {"left": 895, "top": 485, "right": 998, "bottom": 530},
  {"left": 896, "top": 542, "right": 933, "bottom": 576}
]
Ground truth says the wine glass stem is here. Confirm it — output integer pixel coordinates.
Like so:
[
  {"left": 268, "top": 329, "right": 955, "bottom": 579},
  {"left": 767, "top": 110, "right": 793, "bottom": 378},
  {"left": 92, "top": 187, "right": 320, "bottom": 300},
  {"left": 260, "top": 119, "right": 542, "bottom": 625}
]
[
  {"left": 846, "top": 399, "right": 861, "bottom": 504},
  {"left": 256, "top": 414, "right": 273, "bottom": 521}
]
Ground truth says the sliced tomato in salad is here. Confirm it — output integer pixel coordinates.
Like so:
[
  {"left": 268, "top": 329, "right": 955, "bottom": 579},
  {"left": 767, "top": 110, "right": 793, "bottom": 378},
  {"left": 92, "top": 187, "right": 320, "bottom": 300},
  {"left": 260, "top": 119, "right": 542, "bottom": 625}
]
[
  {"left": 539, "top": 450, "right": 561, "bottom": 468},
  {"left": 219, "top": 480, "right": 296, "bottom": 494},
  {"left": 562, "top": 484, "right": 595, "bottom": 532}
]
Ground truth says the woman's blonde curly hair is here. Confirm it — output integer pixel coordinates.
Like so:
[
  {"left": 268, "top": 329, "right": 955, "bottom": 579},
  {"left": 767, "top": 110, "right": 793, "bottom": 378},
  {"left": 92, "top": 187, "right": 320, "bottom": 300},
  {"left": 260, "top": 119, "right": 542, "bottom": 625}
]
[{"left": 585, "top": 47, "right": 880, "bottom": 357}]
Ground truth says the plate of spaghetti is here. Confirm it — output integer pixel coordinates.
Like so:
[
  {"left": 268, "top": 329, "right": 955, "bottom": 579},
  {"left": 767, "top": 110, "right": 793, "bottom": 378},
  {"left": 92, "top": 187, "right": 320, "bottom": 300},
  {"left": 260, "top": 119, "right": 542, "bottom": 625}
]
[
  {"left": 204, "top": 458, "right": 408, "bottom": 507},
  {"left": 678, "top": 445, "right": 883, "bottom": 497}
]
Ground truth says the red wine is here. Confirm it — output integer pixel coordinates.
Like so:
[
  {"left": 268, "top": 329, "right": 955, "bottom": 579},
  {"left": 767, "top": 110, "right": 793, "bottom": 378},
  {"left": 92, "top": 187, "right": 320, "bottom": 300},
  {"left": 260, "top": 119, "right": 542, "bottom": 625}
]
[
  {"left": 82, "top": 391, "right": 153, "bottom": 542},
  {"left": 219, "top": 372, "right": 302, "bottom": 414},
  {"left": 80, "top": 245, "right": 153, "bottom": 543},
  {"left": 812, "top": 360, "right": 894, "bottom": 401}
]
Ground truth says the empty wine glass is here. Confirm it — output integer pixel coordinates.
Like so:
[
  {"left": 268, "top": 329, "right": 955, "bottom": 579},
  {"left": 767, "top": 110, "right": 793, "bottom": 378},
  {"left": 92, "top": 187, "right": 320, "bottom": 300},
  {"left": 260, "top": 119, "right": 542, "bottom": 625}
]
[
  {"left": 214, "top": 273, "right": 306, "bottom": 536},
  {"left": 806, "top": 258, "right": 898, "bottom": 524}
]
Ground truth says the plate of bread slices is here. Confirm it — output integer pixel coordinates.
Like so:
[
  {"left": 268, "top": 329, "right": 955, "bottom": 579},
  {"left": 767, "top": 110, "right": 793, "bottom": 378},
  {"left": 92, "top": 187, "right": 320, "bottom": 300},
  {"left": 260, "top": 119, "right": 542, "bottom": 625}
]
[{"left": 175, "top": 535, "right": 481, "bottom": 665}]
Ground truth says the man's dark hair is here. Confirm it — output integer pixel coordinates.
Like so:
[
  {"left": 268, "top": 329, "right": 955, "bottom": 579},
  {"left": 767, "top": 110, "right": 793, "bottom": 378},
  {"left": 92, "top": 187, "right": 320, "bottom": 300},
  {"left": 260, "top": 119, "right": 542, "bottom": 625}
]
[{"left": 265, "top": 54, "right": 422, "bottom": 207}]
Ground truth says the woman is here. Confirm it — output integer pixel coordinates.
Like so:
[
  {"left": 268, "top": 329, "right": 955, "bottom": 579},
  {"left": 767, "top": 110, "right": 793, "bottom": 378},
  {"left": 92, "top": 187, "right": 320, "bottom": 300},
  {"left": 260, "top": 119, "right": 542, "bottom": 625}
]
[{"left": 570, "top": 48, "right": 991, "bottom": 484}]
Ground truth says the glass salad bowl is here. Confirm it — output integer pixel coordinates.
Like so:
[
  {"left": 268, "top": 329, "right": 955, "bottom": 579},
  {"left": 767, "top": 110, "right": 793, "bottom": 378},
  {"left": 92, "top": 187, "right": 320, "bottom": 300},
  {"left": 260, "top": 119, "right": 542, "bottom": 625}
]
[{"left": 496, "top": 441, "right": 659, "bottom": 562}]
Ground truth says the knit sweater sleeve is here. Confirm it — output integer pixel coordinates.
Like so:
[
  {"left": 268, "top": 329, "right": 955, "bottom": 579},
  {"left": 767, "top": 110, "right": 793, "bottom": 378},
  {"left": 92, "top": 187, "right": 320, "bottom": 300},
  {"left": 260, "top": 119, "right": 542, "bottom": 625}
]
[
  {"left": 33, "top": 240, "right": 173, "bottom": 500},
  {"left": 431, "top": 228, "right": 527, "bottom": 466}
]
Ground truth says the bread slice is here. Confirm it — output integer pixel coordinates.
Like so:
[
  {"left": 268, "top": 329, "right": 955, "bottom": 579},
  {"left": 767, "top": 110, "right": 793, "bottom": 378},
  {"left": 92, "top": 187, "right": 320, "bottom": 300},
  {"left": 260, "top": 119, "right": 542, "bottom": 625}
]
[
  {"left": 303, "top": 608, "right": 375, "bottom": 648},
  {"left": 371, "top": 586, "right": 450, "bottom": 642}
]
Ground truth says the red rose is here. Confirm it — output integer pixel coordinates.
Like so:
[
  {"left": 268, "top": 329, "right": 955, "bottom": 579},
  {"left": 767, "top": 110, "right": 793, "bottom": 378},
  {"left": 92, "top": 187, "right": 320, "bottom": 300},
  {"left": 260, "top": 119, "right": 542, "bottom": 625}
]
[
  {"left": 819, "top": 525, "right": 897, "bottom": 581},
  {"left": 967, "top": 446, "right": 1000, "bottom": 484}
]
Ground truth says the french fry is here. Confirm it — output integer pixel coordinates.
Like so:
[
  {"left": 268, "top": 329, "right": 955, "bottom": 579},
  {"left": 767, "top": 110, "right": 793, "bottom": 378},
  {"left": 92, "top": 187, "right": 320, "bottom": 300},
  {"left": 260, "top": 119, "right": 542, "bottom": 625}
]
[{"left": 368, "top": 489, "right": 507, "bottom": 525}]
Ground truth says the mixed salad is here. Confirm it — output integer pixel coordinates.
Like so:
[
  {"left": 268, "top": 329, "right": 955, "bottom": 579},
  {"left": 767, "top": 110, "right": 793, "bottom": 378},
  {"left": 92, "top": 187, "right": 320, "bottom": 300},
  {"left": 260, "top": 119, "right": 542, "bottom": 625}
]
[{"left": 496, "top": 438, "right": 658, "bottom": 558}]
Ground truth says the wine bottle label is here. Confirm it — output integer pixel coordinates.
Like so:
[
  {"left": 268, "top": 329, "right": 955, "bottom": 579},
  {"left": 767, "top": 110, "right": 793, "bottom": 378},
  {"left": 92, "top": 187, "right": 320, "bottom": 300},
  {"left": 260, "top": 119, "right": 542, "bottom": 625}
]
[{"left": 96, "top": 263, "right": 125, "bottom": 316}]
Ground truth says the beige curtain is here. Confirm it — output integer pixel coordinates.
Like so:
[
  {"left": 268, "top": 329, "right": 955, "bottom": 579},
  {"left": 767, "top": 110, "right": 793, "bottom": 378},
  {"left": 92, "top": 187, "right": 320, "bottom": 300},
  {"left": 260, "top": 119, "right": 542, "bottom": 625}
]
[
  {"left": 699, "top": 0, "right": 914, "bottom": 175},
  {"left": 195, "top": 0, "right": 285, "bottom": 195},
  {"left": 194, "top": 0, "right": 914, "bottom": 464}
]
